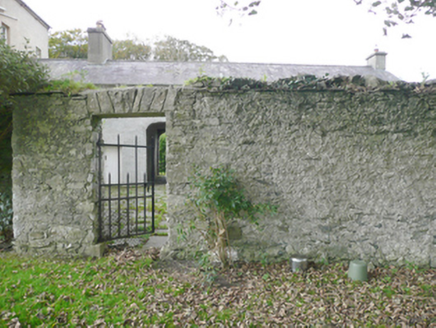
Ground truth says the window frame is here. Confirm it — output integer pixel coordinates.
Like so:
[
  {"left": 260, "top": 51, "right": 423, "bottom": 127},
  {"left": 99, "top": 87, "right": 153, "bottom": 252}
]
[{"left": 0, "top": 23, "right": 9, "bottom": 44}]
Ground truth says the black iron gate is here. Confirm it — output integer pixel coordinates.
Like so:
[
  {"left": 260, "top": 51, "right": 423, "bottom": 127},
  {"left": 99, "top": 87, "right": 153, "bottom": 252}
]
[{"left": 97, "top": 134, "right": 155, "bottom": 242}]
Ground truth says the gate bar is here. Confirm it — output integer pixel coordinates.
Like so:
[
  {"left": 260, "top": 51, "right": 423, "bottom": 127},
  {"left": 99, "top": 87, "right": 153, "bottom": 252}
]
[
  {"left": 126, "top": 173, "right": 130, "bottom": 236},
  {"left": 135, "top": 136, "right": 139, "bottom": 235},
  {"left": 98, "top": 134, "right": 102, "bottom": 240},
  {"left": 97, "top": 134, "right": 155, "bottom": 242},
  {"left": 117, "top": 134, "right": 121, "bottom": 238}
]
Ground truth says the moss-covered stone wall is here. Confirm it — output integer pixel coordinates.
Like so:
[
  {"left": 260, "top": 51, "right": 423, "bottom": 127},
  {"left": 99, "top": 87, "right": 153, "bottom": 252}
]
[
  {"left": 12, "top": 94, "right": 97, "bottom": 254},
  {"left": 165, "top": 87, "right": 436, "bottom": 267},
  {"left": 12, "top": 84, "right": 436, "bottom": 266}
]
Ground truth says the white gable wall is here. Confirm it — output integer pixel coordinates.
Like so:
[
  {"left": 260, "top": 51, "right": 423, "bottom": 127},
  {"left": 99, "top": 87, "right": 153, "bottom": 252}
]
[{"left": 0, "top": 0, "right": 49, "bottom": 57}]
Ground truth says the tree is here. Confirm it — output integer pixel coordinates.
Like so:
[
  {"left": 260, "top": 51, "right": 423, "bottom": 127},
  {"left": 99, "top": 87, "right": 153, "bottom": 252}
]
[
  {"left": 216, "top": 0, "right": 261, "bottom": 17},
  {"left": 49, "top": 29, "right": 88, "bottom": 58},
  {"left": 49, "top": 30, "right": 227, "bottom": 62},
  {"left": 218, "top": 0, "right": 436, "bottom": 36},
  {"left": 355, "top": 0, "right": 436, "bottom": 36},
  {"left": 0, "top": 40, "right": 49, "bottom": 142},
  {"left": 152, "top": 36, "right": 227, "bottom": 62},
  {"left": 113, "top": 39, "right": 152, "bottom": 60},
  {"left": 49, "top": 29, "right": 152, "bottom": 60}
]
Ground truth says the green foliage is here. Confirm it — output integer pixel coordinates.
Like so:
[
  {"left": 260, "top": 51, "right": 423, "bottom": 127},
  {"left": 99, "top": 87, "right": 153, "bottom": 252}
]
[
  {"left": 43, "top": 71, "right": 96, "bottom": 95},
  {"left": 189, "top": 166, "right": 273, "bottom": 223},
  {"left": 421, "top": 71, "right": 430, "bottom": 84},
  {"left": 145, "top": 196, "right": 167, "bottom": 229},
  {"left": 44, "top": 79, "right": 96, "bottom": 95},
  {"left": 0, "top": 255, "right": 434, "bottom": 326},
  {"left": 185, "top": 74, "right": 436, "bottom": 94},
  {"left": 0, "top": 191, "right": 13, "bottom": 241},
  {"left": 112, "top": 39, "right": 152, "bottom": 60},
  {"left": 216, "top": 0, "right": 261, "bottom": 17},
  {"left": 49, "top": 29, "right": 152, "bottom": 60},
  {"left": 44, "top": 80, "right": 96, "bottom": 96},
  {"left": 0, "top": 122, "right": 12, "bottom": 187},
  {"left": 49, "top": 29, "right": 88, "bottom": 58},
  {"left": 0, "top": 40, "right": 49, "bottom": 107},
  {"left": 159, "top": 133, "right": 166, "bottom": 175},
  {"left": 0, "top": 254, "right": 154, "bottom": 326},
  {"left": 49, "top": 30, "right": 227, "bottom": 62},
  {"left": 217, "top": 1, "right": 436, "bottom": 36},
  {"left": 187, "top": 165, "right": 277, "bottom": 267},
  {"left": 184, "top": 75, "right": 223, "bottom": 87},
  {"left": 0, "top": 40, "right": 49, "bottom": 145},
  {"left": 185, "top": 75, "right": 268, "bottom": 90},
  {"left": 153, "top": 36, "right": 227, "bottom": 62},
  {"left": 355, "top": 0, "right": 436, "bottom": 36}
]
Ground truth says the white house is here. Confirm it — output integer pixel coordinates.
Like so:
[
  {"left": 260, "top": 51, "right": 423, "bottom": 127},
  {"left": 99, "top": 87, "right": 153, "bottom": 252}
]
[{"left": 0, "top": 0, "right": 49, "bottom": 57}]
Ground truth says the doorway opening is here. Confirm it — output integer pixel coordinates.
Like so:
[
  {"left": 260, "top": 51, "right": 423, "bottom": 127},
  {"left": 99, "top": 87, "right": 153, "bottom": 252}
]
[
  {"left": 97, "top": 116, "right": 166, "bottom": 243},
  {"left": 146, "top": 122, "right": 166, "bottom": 185}
]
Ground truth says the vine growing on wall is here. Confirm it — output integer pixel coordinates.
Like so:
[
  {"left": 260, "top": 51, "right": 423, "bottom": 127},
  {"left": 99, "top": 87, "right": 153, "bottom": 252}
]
[{"left": 184, "top": 74, "right": 436, "bottom": 93}]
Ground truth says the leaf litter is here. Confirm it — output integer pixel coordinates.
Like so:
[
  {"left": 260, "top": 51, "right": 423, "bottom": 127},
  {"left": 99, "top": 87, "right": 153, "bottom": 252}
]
[{"left": 0, "top": 247, "right": 435, "bottom": 327}]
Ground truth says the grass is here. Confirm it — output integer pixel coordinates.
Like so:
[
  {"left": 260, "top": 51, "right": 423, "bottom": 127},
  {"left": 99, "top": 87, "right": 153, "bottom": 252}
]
[
  {"left": 153, "top": 232, "right": 169, "bottom": 237},
  {"left": 0, "top": 253, "right": 154, "bottom": 326},
  {"left": 0, "top": 251, "right": 435, "bottom": 327}
]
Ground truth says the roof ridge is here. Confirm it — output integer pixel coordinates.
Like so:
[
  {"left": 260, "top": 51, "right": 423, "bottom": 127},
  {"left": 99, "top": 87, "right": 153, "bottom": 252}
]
[{"left": 15, "top": 0, "right": 50, "bottom": 29}]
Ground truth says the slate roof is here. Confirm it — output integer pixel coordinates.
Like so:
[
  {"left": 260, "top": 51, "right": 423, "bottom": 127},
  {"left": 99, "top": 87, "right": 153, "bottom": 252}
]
[{"left": 40, "top": 59, "right": 400, "bottom": 86}]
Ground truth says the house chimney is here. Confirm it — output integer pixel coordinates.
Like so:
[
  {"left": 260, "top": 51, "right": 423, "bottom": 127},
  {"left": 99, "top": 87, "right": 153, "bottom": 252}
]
[
  {"left": 87, "top": 22, "right": 112, "bottom": 64},
  {"left": 366, "top": 49, "right": 387, "bottom": 70}
]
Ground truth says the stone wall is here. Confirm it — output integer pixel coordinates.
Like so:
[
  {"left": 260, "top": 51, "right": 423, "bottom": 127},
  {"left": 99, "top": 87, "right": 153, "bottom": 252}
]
[
  {"left": 12, "top": 94, "right": 97, "bottom": 254},
  {"left": 165, "top": 88, "right": 436, "bottom": 267},
  {"left": 12, "top": 85, "right": 436, "bottom": 266},
  {"left": 12, "top": 87, "right": 169, "bottom": 255}
]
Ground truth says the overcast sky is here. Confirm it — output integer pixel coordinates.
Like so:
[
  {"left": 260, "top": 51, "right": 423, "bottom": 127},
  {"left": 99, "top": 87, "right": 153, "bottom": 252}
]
[{"left": 24, "top": 0, "right": 436, "bottom": 82}]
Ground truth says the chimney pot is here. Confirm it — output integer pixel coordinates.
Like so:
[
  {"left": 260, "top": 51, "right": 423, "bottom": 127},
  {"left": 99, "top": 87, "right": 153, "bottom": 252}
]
[
  {"left": 87, "top": 27, "right": 113, "bottom": 64},
  {"left": 366, "top": 51, "right": 387, "bottom": 70}
]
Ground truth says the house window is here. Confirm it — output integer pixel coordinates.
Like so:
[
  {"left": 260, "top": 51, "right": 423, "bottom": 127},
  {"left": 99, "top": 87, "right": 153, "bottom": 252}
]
[{"left": 0, "top": 23, "right": 9, "bottom": 44}]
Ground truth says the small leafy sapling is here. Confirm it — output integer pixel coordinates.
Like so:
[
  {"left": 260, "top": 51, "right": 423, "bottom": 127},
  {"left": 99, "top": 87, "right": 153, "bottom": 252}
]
[{"left": 187, "top": 165, "right": 277, "bottom": 268}]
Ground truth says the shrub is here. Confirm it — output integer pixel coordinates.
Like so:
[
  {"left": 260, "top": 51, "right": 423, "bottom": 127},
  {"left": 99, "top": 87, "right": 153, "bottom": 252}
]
[
  {"left": 0, "top": 191, "right": 13, "bottom": 242},
  {"left": 187, "top": 165, "right": 277, "bottom": 267}
]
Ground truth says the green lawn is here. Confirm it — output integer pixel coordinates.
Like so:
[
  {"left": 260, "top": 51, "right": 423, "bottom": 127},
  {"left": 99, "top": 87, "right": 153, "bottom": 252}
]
[{"left": 0, "top": 250, "right": 435, "bottom": 326}]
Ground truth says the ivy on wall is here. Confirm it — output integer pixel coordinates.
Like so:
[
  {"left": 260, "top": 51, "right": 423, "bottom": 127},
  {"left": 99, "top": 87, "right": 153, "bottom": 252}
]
[{"left": 185, "top": 74, "right": 436, "bottom": 94}]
